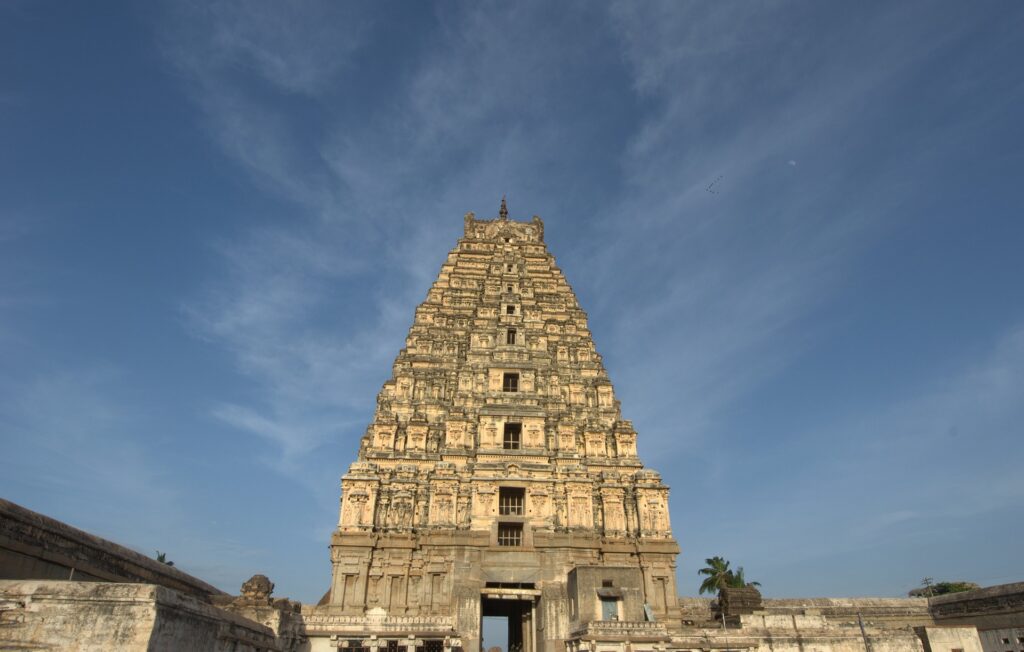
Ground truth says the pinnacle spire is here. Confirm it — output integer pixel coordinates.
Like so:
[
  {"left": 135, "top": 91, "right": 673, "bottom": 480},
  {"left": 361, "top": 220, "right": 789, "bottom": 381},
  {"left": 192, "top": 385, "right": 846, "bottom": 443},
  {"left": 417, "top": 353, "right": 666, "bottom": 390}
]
[{"left": 499, "top": 195, "right": 508, "bottom": 221}]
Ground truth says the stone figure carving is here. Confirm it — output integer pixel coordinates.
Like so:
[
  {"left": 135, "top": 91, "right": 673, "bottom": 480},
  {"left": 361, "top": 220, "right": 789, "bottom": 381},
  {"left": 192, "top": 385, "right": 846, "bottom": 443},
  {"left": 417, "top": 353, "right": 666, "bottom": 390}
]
[
  {"left": 569, "top": 495, "right": 589, "bottom": 527},
  {"left": 641, "top": 498, "right": 667, "bottom": 533},
  {"left": 239, "top": 574, "right": 274, "bottom": 604},
  {"left": 390, "top": 499, "right": 414, "bottom": 528},
  {"left": 433, "top": 496, "right": 453, "bottom": 524},
  {"left": 346, "top": 493, "right": 369, "bottom": 526}
]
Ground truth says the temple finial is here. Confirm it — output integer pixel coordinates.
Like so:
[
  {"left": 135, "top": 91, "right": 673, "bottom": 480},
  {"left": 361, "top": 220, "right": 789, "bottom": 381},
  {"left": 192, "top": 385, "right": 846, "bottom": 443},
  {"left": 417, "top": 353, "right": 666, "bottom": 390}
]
[{"left": 499, "top": 196, "right": 508, "bottom": 221}]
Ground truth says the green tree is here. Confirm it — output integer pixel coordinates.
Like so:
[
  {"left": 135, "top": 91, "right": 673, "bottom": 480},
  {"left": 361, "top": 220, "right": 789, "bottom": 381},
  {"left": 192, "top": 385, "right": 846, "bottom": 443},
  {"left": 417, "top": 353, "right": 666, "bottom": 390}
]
[
  {"left": 728, "top": 566, "right": 761, "bottom": 589},
  {"left": 698, "top": 556, "right": 733, "bottom": 594},
  {"left": 698, "top": 557, "right": 761, "bottom": 594},
  {"left": 908, "top": 580, "right": 978, "bottom": 597}
]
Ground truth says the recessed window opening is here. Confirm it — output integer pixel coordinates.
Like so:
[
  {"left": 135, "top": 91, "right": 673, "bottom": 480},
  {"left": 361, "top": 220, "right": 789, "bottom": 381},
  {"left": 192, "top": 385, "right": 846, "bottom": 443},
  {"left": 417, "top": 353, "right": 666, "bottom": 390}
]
[
  {"left": 506, "top": 329, "right": 517, "bottom": 345},
  {"left": 602, "top": 579, "right": 614, "bottom": 588},
  {"left": 497, "top": 522, "right": 523, "bottom": 546},
  {"left": 600, "top": 596, "right": 620, "bottom": 621},
  {"left": 506, "top": 305, "right": 515, "bottom": 315},
  {"left": 507, "top": 284, "right": 513, "bottom": 292},
  {"left": 502, "top": 373, "right": 519, "bottom": 393},
  {"left": 507, "top": 264, "right": 514, "bottom": 271},
  {"left": 504, "top": 237, "right": 510, "bottom": 242},
  {"left": 503, "top": 422, "right": 521, "bottom": 449},
  {"left": 499, "top": 487, "right": 525, "bottom": 515}
]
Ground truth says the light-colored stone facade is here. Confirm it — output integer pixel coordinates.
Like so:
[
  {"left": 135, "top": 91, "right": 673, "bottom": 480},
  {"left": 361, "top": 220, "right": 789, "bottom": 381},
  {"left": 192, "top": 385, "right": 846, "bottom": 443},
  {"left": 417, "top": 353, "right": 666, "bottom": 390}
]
[{"left": 307, "top": 202, "right": 679, "bottom": 652}]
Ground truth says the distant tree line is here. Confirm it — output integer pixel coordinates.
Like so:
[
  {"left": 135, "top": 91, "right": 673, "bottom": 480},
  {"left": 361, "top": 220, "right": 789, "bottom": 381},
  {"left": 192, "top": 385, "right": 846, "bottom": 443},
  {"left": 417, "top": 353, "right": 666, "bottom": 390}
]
[{"left": 909, "top": 578, "right": 978, "bottom": 597}]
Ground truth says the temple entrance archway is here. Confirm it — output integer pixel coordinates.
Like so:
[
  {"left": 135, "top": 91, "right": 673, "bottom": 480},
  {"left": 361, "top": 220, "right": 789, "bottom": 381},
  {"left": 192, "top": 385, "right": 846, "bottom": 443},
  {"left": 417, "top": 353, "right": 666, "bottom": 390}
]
[{"left": 481, "top": 586, "right": 540, "bottom": 652}]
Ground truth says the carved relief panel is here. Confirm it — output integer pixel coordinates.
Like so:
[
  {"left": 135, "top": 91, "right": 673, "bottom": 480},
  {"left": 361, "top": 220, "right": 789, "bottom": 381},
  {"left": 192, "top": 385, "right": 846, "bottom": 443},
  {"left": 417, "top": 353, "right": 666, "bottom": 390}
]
[
  {"left": 637, "top": 488, "right": 670, "bottom": 536},
  {"left": 340, "top": 481, "right": 378, "bottom": 528},
  {"left": 472, "top": 483, "right": 496, "bottom": 522},
  {"left": 566, "top": 484, "right": 593, "bottom": 529},
  {"left": 600, "top": 487, "right": 626, "bottom": 534},
  {"left": 387, "top": 490, "right": 416, "bottom": 529},
  {"left": 445, "top": 419, "right": 470, "bottom": 449},
  {"left": 614, "top": 431, "right": 637, "bottom": 458},
  {"left": 557, "top": 423, "right": 576, "bottom": 451},
  {"left": 478, "top": 417, "right": 501, "bottom": 448},
  {"left": 585, "top": 432, "right": 607, "bottom": 458},
  {"left": 373, "top": 422, "right": 397, "bottom": 450},
  {"left": 406, "top": 422, "right": 428, "bottom": 452},
  {"left": 523, "top": 417, "right": 545, "bottom": 450},
  {"left": 429, "top": 482, "right": 457, "bottom": 526}
]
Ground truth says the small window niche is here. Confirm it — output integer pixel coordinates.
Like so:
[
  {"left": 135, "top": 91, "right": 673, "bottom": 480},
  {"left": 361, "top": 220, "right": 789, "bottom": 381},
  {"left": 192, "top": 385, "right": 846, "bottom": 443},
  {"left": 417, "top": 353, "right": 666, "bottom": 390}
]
[
  {"left": 506, "top": 264, "right": 514, "bottom": 272},
  {"left": 506, "top": 304, "right": 516, "bottom": 315},
  {"left": 497, "top": 522, "right": 523, "bottom": 547},
  {"left": 498, "top": 487, "right": 525, "bottom": 515},
  {"left": 602, "top": 579, "right": 614, "bottom": 588},
  {"left": 506, "top": 329, "right": 517, "bottom": 345},
  {"left": 502, "top": 373, "right": 519, "bottom": 393},
  {"left": 503, "top": 422, "right": 521, "bottom": 449}
]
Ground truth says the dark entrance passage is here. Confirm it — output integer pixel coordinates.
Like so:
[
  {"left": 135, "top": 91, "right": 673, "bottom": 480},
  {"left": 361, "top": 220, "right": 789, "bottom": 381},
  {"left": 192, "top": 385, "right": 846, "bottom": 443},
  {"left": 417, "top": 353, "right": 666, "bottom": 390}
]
[{"left": 479, "top": 597, "right": 532, "bottom": 650}]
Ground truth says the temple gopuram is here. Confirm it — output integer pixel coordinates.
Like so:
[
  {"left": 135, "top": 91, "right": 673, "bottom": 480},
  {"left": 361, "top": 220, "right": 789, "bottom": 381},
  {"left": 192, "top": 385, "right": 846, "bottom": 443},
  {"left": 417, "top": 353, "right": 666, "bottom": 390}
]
[{"left": 316, "top": 200, "right": 678, "bottom": 652}]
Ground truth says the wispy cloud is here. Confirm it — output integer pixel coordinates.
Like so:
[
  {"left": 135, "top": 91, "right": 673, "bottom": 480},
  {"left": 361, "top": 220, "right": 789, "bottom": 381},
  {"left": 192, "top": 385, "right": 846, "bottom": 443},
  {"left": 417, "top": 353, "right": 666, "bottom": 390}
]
[
  {"left": 155, "top": 3, "right": 1023, "bottom": 600},
  {"left": 581, "top": 1, "right": 997, "bottom": 460},
  {"left": 162, "top": 1, "right": 620, "bottom": 478}
]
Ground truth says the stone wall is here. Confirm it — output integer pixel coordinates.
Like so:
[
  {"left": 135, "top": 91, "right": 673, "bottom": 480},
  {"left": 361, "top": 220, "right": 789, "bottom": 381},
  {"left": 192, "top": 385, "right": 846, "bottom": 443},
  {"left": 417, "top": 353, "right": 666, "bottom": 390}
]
[
  {"left": 0, "top": 580, "right": 277, "bottom": 651},
  {"left": 929, "top": 583, "right": 1024, "bottom": 652},
  {"left": 0, "top": 498, "right": 224, "bottom": 599}
]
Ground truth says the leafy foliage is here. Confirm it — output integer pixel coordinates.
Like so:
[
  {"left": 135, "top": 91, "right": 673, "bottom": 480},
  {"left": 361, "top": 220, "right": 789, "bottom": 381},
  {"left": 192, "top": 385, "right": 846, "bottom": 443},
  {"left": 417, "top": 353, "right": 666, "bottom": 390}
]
[
  {"left": 698, "top": 556, "right": 760, "bottom": 594},
  {"left": 908, "top": 580, "right": 978, "bottom": 597}
]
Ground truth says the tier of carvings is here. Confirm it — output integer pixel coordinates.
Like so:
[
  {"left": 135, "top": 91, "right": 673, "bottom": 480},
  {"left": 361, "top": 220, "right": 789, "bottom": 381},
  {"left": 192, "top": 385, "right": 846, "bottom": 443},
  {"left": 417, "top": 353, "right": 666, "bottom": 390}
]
[
  {"left": 338, "top": 207, "right": 671, "bottom": 540},
  {"left": 328, "top": 205, "right": 680, "bottom": 623}
]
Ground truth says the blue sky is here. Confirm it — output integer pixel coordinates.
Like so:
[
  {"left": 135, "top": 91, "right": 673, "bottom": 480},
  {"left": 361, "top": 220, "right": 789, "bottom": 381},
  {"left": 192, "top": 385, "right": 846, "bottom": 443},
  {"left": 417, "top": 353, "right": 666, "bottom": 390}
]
[{"left": 2, "top": 1, "right": 1023, "bottom": 605}]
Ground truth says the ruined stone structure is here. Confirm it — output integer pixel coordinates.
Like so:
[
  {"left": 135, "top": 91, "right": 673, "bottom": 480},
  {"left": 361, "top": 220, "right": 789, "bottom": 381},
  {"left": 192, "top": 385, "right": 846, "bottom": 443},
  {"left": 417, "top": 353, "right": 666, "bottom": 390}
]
[{"left": 316, "top": 200, "right": 678, "bottom": 652}]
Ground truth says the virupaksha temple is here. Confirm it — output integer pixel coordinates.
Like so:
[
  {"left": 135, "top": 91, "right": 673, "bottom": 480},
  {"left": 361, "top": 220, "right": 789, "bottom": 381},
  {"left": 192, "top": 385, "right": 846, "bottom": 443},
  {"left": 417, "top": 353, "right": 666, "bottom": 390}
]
[{"left": 1, "top": 202, "right": 1021, "bottom": 652}]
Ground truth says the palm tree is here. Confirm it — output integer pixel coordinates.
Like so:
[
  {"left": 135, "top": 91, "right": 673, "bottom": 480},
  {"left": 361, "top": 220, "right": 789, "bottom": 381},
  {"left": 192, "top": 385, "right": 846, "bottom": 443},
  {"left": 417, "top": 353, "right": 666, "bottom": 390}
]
[
  {"left": 698, "top": 556, "right": 733, "bottom": 594},
  {"left": 729, "top": 566, "right": 760, "bottom": 589}
]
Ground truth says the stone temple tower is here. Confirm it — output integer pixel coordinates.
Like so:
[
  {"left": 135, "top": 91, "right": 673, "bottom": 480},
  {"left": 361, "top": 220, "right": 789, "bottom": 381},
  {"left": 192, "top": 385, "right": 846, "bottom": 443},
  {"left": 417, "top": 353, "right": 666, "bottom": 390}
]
[{"left": 312, "top": 202, "right": 679, "bottom": 652}]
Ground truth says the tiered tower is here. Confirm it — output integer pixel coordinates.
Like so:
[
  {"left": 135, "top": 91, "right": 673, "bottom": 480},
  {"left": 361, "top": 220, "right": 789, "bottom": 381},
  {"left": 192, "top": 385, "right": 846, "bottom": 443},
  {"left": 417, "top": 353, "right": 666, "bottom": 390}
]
[{"left": 317, "top": 202, "right": 679, "bottom": 652}]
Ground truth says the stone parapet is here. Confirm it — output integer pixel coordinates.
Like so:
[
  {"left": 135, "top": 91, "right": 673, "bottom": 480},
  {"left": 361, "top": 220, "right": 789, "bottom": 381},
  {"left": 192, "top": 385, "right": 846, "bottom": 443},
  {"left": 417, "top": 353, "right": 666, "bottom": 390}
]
[
  {"left": 0, "top": 579, "right": 276, "bottom": 651},
  {"left": 571, "top": 620, "right": 670, "bottom": 641},
  {"left": 0, "top": 498, "right": 225, "bottom": 600},
  {"left": 300, "top": 606, "right": 456, "bottom": 637},
  {"left": 929, "top": 582, "right": 1024, "bottom": 629}
]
